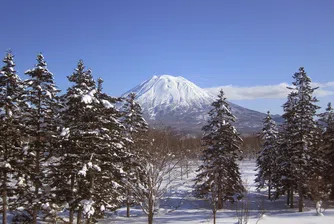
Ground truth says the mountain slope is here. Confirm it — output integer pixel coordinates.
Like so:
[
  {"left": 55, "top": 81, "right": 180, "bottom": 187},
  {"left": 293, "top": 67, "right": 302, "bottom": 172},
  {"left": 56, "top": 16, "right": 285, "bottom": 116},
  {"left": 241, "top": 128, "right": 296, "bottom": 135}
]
[{"left": 123, "top": 75, "right": 281, "bottom": 135}]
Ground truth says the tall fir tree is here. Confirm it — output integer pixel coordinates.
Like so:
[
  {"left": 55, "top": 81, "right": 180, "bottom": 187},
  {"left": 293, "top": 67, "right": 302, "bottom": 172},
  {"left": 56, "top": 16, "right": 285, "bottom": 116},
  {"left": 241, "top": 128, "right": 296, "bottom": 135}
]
[
  {"left": 283, "top": 67, "right": 320, "bottom": 212},
  {"left": 274, "top": 92, "right": 299, "bottom": 207},
  {"left": 194, "top": 89, "right": 244, "bottom": 216},
  {"left": 57, "top": 60, "right": 98, "bottom": 223},
  {"left": 18, "top": 54, "right": 61, "bottom": 223},
  {"left": 255, "top": 111, "right": 279, "bottom": 200},
  {"left": 59, "top": 62, "right": 130, "bottom": 223},
  {"left": 88, "top": 78, "right": 132, "bottom": 222},
  {"left": 121, "top": 92, "right": 149, "bottom": 153},
  {"left": 120, "top": 92, "right": 149, "bottom": 217},
  {"left": 0, "top": 51, "right": 25, "bottom": 224},
  {"left": 318, "top": 102, "right": 334, "bottom": 199}
]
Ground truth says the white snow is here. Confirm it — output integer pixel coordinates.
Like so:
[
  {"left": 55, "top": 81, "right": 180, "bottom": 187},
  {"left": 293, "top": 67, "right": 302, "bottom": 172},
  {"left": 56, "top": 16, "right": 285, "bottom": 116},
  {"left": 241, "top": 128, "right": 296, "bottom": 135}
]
[
  {"left": 8, "top": 109, "right": 13, "bottom": 117},
  {"left": 81, "top": 89, "right": 97, "bottom": 104},
  {"left": 5, "top": 162, "right": 11, "bottom": 169},
  {"left": 45, "top": 90, "right": 52, "bottom": 99},
  {"left": 0, "top": 162, "right": 12, "bottom": 169},
  {"left": 102, "top": 99, "right": 114, "bottom": 108},
  {"left": 78, "top": 164, "right": 88, "bottom": 177},
  {"left": 81, "top": 199, "right": 95, "bottom": 218},
  {"left": 1, "top": 159, "right": 333, "bottom": 223},
  {"left": 98, "top": 159, "right": 334, "bottom": 224},
  {"left": 60, "top": 127, "right": 70, "bottom": 137},
  {"left": 92, "top": 164, "right": 101, "bottom": 172}
]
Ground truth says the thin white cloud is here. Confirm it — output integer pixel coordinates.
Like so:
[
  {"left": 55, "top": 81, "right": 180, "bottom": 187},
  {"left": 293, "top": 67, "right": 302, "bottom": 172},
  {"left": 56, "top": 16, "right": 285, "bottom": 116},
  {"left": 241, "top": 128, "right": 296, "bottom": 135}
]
[{"left": 205, "top": 82, "right": 334, "bottom": 100}]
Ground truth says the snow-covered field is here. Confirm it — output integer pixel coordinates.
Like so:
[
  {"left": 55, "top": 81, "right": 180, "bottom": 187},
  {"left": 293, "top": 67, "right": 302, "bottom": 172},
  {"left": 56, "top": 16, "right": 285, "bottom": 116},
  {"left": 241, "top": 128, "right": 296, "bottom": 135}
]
[{"left": 99, "top": 159, "right": 334, "bottom": 224}]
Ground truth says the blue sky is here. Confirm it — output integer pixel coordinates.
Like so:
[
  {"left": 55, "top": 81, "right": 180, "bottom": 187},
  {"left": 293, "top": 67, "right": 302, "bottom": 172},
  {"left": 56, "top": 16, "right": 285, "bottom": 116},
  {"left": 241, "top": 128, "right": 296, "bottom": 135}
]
[{"left": 1, "top": 0, "right": 333, "bottom": 114}]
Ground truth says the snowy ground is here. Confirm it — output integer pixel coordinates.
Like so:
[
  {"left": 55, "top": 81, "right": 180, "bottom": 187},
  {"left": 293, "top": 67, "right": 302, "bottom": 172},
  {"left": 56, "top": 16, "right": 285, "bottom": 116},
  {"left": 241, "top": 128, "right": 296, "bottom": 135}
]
[
  {"left": 1, "top": 160, "right": 333, "bottom": 223},
  {"left": 99, "top": 159, "right": 334, "bottom": 224}
]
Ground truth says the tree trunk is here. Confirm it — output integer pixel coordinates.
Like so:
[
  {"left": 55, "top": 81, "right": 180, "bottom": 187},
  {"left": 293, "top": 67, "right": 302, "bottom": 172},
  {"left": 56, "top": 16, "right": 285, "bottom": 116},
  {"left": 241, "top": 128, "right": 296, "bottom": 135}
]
[
  {"left": 69, "top": 175, "right": 75, "bottom": 224},
  {"left": 2, "top": 171, "right": 7, "bottom": 224},
  {"left": 126, "top": 189, "right": 130, "bottom": 217},
  {"left": 77, "top": 207, "right": 83, "bottom": 224},
  {"left": 217, "top": 200, "right": 223, "bottom": 210},
  {"left": 69, "top": 208, "right": 74, "bottom": 224},
  {"left": 213, "top": 210, "right": 216, "bottom": 224},
  {"left": 180, "top": 164, "right": 183, "bottom": 180},
  {"left": 168, "top": 164, "right": 171, "bottom": 182},
  {"left": 148, "top": 212, "right": 154, "bottom": 224},
  {"left": 298, "top": 182, "right": 303, "bottom": 212},
  {"left": 126, "top": 201, "right": 130, "bottom": 217},
  {"left": 33, "top": 206, "right": 38, "bottom": 224},
  {"left": 33, "top": 94, "right": 42, "bottom": 224},
  {"left": 217, "top": 190, "right": 223, "bottom": 209},
  {"left": 287, "top": 189, "right": 290, "bottom": 206},
  {"left": 148, "top": 192, "right": 154, "bottom": 224},
  {"left": 33, "top": 150, "right": 41, "bottom": 224},
  {"left": 85, "top": 173, "right": 95, "bottom": 224},
  {"left": 268, "top": 184, "right": 271, "bottom": 200},
  {"left": 290, "top": 188, "right": 294, "bottom": 208}
]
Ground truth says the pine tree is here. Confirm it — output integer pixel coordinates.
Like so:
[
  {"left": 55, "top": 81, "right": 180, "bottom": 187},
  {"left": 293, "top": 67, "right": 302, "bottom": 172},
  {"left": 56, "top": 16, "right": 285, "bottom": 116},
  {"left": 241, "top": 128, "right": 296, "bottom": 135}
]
[
  {"left": 318, "top": 102, "right": 334, "bottom": 199},
  {"left": 87, "top": 78, "right": 132, "bottom": 222},
  {"left": 121, "top": 92, "right": 149, "bottom": 152},
  {"left": 255, "top": 111, "right": 278, "bottom": 200},
  {"left": 0, "top": 51, "right": 25, "bottom": 224},
  {"left": 283, "top": 67, "right": 320, "bottom": 212},
  {"left": 59, "top": 62, "right": 130, "bottom": 223},
  {"left": 19, "top": 54, "right": 61, "bottom": 223},
  {"left": 57, "top": 60, "right": 98, "bottom": 223},
  {"left": 194, "top": 89, "right": 244, "bottom": 220},
  {"left": 120, "top": 92, "right": 149, "bottom": 217},
  {"left": 275, "top": 92, "right": 298, "bottom": 206}
]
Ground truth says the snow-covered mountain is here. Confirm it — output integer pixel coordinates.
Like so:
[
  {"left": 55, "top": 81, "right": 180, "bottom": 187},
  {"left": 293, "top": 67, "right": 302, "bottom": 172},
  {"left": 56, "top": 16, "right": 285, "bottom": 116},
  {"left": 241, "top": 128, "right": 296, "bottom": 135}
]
[{"left": 123, "top": 75, "right": 281, "bottom": 135}]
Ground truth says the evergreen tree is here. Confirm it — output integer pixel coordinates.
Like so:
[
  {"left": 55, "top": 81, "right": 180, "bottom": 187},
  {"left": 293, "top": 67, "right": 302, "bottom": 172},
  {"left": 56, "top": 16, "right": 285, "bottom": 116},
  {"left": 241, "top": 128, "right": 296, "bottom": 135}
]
[
  {"left": 194, "top": 89, "right": 244, "bottom": 217},
  {"left": 19, "top": 54, "right": 61, "bottom": 223},
  {"left": 57, "top": 60, "right": 98, "bottom": 223},
  {"left": 318, "top": 102, "right": 334, "bottom": 199},
  {"left": 283, "top": 67, "right": 320, "bottom": 212},
  {"left": 255, "top": 111, "right": 278, "bottom": 200},
  {"left": 120, "top": 92, "right": 149, "bottom": 217},
  {"left": 0, "top": 51, "right": 25, "bottom": 224},
  {"left": 121, "top": 92, "right": 149, "bottom": 152},
  {"left": 88, "top": 78, "right": 132, "bottom": 222},
  {"left": 274, "top": 92, "right": 299, "bottom": 207},
  {"left": 59, "top": 62, "right": 130, "bottom": 223}
]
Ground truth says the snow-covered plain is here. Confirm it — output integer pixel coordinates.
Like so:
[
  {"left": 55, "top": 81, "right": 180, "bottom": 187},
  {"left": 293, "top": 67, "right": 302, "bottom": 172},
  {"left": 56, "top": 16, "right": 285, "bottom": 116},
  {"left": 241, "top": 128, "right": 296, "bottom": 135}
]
[{"left": 99, "top": 160, "right": 334, "bottom": 224}]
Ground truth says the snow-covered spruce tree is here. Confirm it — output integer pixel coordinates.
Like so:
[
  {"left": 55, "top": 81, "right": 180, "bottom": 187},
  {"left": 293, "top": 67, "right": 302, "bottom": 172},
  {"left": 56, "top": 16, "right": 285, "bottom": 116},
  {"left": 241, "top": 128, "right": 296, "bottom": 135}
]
[
  {"left": 19, "top": 54, "right": 61, "bottom": 223},
  {"left": 57, "top": 60, "right": 97, "bottom": 223},
  {"left": 255, "top": 111, "right": 278, "bottom": 200},
  {"left": 274, "top": 92, "right": 299, "bottom": 207},
  {"left": 318, "top": 102, "right": 334, "bottom": 199},
  {"left": 59, "top": 62, "right": 130, "bottom": 223},
  {"left": 121, "top": 92, "right": 149, "bottom": 154},
  {"left": 194, "top": 89, "right": 244, "bottom": 218},
  {"left": 286, "top": 67, "right": 321, "bottom": 212},
  {"left": 88, "top": 78, "right": 132, "bottom": 222},
  {"left": 0, "top": 51, "right": 25, "bottom": 224},
  {"left": 120, "top": 92, "right": 149, "bottom": 217}
]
